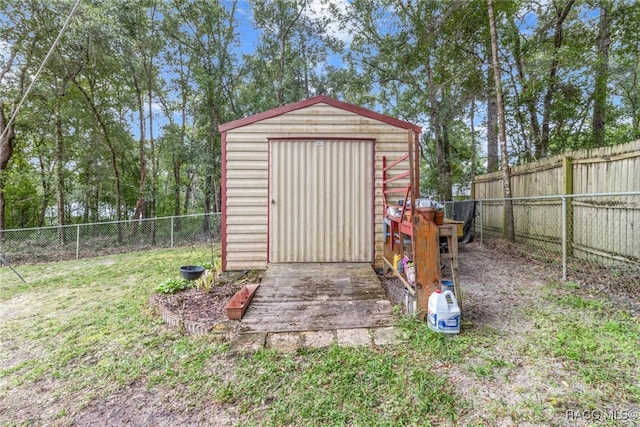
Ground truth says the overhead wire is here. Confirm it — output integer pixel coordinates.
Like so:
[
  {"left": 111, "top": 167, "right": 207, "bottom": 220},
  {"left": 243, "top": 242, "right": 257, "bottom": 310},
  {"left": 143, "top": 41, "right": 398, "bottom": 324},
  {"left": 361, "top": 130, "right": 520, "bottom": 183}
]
[{"left": 0, "top": 0, "right": 82, "bottom": 141}]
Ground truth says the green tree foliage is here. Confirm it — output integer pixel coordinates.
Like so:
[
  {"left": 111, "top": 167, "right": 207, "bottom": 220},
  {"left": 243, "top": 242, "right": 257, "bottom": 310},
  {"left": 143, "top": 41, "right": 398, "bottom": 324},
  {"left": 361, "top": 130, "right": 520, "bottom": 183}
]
[
  {"left": 162, "top": 0, "right": 241, "bottom": 218},
  {"left": 0, "top": 0, "right": 638, "bottom": 230},
  {"left": 342, "top": 0, "right": 493, "bottom": 200},
  {"left": 239, "top": 0, "right": 342, "bottom": 111}
]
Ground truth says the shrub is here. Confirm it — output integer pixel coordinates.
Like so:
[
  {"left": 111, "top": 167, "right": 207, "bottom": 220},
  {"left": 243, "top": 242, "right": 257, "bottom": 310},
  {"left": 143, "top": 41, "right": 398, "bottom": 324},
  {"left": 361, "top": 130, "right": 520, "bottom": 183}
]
[{"left": 155, "top": 277, "right": 191, "bottom": 294}]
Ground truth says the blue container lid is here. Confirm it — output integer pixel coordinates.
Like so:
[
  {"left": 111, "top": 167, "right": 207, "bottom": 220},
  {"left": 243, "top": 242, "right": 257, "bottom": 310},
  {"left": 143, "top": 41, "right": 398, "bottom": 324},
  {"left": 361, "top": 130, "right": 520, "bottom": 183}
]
[{"left": 441, "top": 280, "right": 454, "bottom": 290}]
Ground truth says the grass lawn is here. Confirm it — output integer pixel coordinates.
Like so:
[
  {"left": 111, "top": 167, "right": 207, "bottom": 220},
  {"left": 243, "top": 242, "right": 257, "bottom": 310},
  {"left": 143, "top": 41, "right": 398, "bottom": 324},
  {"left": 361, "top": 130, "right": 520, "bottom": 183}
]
[{"left": 1, "top": 246, "right": 638, "bottom": 425}]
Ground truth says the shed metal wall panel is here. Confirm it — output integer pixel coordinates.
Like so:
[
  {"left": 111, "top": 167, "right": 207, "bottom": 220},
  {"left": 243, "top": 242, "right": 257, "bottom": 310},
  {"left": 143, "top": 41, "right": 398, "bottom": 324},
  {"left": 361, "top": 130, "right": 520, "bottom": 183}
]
[
  {"left": 270, "top": 140, "right": 373, "bottom": 262},
  {"left": 226, "top": 224, "right": 267, "bottom": 234},
  {"left": 226, "top": 233, "right": 268, "bottom": 243},
  {"left": 222, "top": 101, "right": 415, "bottom": 270},
  {"left": 226, "top": 179, "right": 267, "bottom": 188},
  {"left": 226, "top": 169, "right": 268, "bottom": 179},
  {"left": 226, "top": 215, "right": 267, "bottom": 225}
]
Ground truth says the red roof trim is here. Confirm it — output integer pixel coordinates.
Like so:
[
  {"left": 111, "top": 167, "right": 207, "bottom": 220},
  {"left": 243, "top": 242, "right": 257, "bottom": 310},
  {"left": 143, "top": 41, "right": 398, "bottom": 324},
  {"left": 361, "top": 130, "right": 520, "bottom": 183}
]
[
  {"left": 218, "top": 95, "right": 422, "bottom": 133},
  {"left": 221, "top": 131, "right": 228, "bottom": 271}
]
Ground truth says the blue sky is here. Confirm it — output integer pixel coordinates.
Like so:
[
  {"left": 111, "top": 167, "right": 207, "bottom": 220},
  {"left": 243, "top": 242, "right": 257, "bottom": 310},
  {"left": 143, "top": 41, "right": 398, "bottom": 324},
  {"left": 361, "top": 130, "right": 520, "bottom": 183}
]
[{"left": 143, "top": 0, "right": 354, "bottom": 138}]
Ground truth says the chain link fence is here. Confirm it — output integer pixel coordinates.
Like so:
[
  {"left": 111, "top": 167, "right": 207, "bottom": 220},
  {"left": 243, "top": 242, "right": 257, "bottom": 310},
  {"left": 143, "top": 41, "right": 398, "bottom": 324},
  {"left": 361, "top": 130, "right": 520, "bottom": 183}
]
[
  {"left": 0, "top": 213, "right": 221, "bottom": 265},
  {"left": 445, "top": 192, "right": 640, "bottom": 298}
]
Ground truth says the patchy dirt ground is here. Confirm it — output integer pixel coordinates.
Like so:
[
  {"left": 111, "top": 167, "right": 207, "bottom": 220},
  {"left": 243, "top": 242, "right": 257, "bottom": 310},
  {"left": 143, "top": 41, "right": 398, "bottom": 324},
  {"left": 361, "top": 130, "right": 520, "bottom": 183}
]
[
  {"left": 134, "top": 241, "right": 595, "bottom": 426},
  {"left": 445, "top": 241, "right": 557, "bottom": 424},
  {"left": 2, "top": 242, "right": 637, "bottom": 426},
  {"left": 378, "top": 239, "right": 554, "bottom": 330}
]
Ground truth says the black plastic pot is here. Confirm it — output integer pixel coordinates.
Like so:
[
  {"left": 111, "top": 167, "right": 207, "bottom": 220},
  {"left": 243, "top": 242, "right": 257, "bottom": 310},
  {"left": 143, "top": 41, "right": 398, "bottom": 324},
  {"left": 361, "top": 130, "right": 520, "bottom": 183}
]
[{"left": 179, "top": 265, "right": 205, "bottom": 280}]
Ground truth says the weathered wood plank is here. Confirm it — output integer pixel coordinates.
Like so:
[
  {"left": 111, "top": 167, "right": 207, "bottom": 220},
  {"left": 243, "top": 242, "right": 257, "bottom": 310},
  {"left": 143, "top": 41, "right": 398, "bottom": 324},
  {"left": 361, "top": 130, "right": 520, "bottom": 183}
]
[
  {"left": 240, "top": 311, "right": 393, "bottom": 332},
  {"left": 413, "top": 216, "right": 440, "bottom": 321},
  {"left": 246, "top": 301, "right": 391, "bottom": 311},
  {"left": 239, "top": 263, "right": 395, "bottom": 333},
  {"left": 252, "top": 291, "right": 386, "bottom": 300},
  {"left": 243, "top": 311, "right": 392, "bottom": 320}
]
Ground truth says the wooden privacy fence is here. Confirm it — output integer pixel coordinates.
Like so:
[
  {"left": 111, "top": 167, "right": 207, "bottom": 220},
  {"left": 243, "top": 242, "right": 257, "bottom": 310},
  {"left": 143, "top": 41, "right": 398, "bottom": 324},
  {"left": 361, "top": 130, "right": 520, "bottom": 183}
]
[
  {"left": 470, "top": 140, "right": 640, "bottom": 271},
  {"left": 470, "top": 192, "right": 639, "bottom": 270},
  {"left": 473, "top": 140, "right": 640, "bottom": 198}
]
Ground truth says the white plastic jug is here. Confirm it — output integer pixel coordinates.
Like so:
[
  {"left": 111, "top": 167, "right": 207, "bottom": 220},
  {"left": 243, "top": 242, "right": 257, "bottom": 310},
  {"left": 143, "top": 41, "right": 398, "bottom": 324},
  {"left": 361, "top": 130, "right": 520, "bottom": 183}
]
[{"left": 427, "top": 289, "right": 460, "bottom": 334}]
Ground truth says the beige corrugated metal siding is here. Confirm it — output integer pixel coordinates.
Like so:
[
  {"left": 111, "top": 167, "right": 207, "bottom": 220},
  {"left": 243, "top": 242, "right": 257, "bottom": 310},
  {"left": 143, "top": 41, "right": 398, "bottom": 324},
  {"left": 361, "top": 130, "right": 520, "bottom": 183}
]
[
  {"left": 270, "top": 140, "right": 373, "bottom": 262},
  {"left": 223, "top": 102, "right": 413, "bottom": 271}
]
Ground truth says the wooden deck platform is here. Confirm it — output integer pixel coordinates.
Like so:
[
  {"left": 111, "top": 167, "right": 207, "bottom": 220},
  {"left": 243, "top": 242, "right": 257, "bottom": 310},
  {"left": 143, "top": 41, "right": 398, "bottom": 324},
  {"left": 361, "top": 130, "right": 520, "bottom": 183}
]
[{"left": 239, "top": 263, "right": 396, "bottom": 333}]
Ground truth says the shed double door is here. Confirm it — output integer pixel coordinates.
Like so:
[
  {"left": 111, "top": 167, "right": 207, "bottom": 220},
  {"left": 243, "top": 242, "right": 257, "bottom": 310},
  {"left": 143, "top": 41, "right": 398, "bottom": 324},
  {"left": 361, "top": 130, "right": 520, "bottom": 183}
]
[{"left": 269, "top": 139, "right": 374, "bottom": 263}]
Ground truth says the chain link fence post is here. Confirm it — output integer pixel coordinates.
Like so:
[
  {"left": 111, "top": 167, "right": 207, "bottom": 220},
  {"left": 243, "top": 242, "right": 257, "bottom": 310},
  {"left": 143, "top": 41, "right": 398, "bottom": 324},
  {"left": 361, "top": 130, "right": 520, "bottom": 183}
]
[
  {"left": 456, "top": 192, "right": 638, "bottom": 296},
  {"left": 76, "top": 224, "right": 80, "bottom": 260},
  {"left": 0, "top": 213, "right": 222, "bottom": 265},
  {"left": 478, "top": 199, "right": 483, "bottom": 245}
]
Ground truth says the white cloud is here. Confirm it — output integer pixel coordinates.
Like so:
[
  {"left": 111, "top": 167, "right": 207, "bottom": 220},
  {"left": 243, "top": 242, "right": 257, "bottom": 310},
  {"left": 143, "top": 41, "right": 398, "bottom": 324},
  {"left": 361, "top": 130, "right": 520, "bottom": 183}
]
[
  {"left": 148, "top": 101, "right": 164, "bottom": 114},
  {"left": 0, "top": 40, "right": 10, "bottom": 59},
  {"left": 1, "top": 41, "right": 12, "bottom": 82},
  {"left": 305, "top": 0, "right": 354, "bottom": 45}
]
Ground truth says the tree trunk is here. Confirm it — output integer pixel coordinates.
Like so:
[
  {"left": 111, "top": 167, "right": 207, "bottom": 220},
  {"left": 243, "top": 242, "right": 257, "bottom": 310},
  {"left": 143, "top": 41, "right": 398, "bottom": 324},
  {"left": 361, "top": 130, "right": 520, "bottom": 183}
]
[
  {"left": 173, "top": 161, "right": 181, "bottom": 214},
  {"left": 505, "top": 64, "right": 532, "bottom": 163},
  {"left": 0, "top": 103, "right": 16, "bottom": 231},
  {"left": 540, "top": 0, "right": 576, "bottom": 157},
  {"left": 299, "top": 30, "right": 310, "bottom": 98},
  {"left": 0, "top": 53, "right": 28, "bottom": 232},
  {"left": 441, "top": 119, "right": 453, "bottom": 201},
  {"left": 278, "top": 33, "right": 286, "bottom": 104},
  {"left": 633, "top": 52, "right": 640, "bottom": 140},
  {"left": 174, "top": 92, "right": 187, "bottom": 218},
  {"left": 425, "top": 55, "right": 452, "bottom": 201},
  {"left": 212, "top": 176, "right": 221, "bottom": 213},
  {"left": 148, "top": 57, "right": 157, "bottom": 246},
  {"left": 487, "top": 0, "right": 515, "bottom": 241},
  {"left": 592, "top": 1, "right": 611, "bottom": 148},
  {"left": 37, "top": 155, "right": 51, "bottom": 227},
  {"left": 73, "top": 79, "right": 123, "bottom": 243},
  {"left": 0, "top": 112, "right": 15, "bottom": 230},
  {"left": 203, "top": 133, "right": 213, "bottom": 234},
  {"left": 470, "top": 100, "right": 477, "bottom": 178},
  {"left": 486, "top": 69, "right": 499, "bottom": 172},
  {"left": 204, "top": 171, "right": 212, "bottom": 233},
  {"left": 133, "top": 76, "right": 147, "bottom": 224},
  {"left": 0, "top": 174, "right": 5, "bottom": 233},
  {"left": 183, "top": 173, "right": 192, "bottom": 214},
  {"left": 110, "top": 145, "right": 122, "bottom": 244},
  {"left": 92, "top": 186, "right": 99, "bottom": 223},
  {"left": 54, "top": 95, "right": 66, "bottom": 244},
  {"left": 510, "top": 16, "right": 541, "bottom": 160},
  {"left": 173, "top": 45, "right": 190, "bottom": 222}
]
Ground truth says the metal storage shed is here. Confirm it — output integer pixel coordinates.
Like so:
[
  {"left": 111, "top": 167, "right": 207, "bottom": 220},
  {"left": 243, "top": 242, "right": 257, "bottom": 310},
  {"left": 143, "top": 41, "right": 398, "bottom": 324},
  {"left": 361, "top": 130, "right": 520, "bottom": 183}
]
[{"left": 218, "top": 96, "right": 421, "bottom": 271}]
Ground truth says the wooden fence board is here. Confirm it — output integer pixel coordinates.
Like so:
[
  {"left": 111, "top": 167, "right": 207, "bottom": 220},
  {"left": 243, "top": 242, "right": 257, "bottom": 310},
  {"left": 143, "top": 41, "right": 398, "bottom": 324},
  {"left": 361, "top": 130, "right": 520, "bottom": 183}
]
[{"left": 472, "top": 140, "right": 640, "bottom": 266}]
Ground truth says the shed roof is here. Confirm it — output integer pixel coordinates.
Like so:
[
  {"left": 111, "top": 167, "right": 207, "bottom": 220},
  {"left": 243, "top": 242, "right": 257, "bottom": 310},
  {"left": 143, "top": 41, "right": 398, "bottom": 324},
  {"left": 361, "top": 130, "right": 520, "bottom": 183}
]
[{"left": 218, "top": 95, "right": 422, "bottom": 133}]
